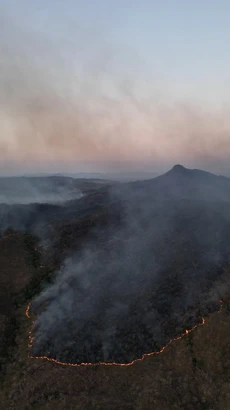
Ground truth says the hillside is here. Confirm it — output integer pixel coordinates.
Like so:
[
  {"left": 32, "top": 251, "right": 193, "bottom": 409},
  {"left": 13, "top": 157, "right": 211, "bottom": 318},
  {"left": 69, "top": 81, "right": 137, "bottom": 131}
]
[
  {"left": 0, "top": 165, "right": 230, "bottom": 408},
  {"left": 128, "top": 164, "right": 230, "bottom": 202}
]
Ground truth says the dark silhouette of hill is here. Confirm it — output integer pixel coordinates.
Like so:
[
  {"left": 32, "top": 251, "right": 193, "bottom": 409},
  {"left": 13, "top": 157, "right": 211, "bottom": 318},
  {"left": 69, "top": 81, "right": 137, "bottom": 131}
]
[{"left": 128, "top": 164, "right": 230, "bottom": 202}]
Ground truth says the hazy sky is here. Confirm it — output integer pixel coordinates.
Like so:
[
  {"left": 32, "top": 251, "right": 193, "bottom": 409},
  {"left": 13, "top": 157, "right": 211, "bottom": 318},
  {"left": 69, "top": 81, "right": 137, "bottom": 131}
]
[{"left": 1, "top": 1, "right": 230, "bottom": 175}]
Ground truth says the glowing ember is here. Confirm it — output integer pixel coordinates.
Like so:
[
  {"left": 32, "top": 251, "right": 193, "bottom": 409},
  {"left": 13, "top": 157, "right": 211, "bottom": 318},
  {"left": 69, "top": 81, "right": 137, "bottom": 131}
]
[{"left": 0, "top": 233, "right": 18, "bottom": 241}]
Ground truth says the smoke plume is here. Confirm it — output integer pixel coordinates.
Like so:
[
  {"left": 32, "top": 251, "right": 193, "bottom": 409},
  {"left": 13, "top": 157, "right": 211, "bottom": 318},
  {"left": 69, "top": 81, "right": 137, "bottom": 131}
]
[{"left": 31, "top": 173, "right": 230, "bottom": 364}]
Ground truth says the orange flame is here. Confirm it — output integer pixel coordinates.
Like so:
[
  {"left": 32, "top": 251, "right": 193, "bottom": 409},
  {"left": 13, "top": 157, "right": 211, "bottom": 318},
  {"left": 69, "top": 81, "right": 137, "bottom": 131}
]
[
  {"left": 25, "top": 299, "right": 223, "bottom": 368},
  {"left": 0, "top": 230, "right": 224, "bottom": 367}
]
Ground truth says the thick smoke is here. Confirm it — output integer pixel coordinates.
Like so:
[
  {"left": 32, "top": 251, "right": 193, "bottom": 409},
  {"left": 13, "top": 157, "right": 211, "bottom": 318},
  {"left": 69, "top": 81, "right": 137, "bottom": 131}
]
[
  {"left": 31, "top": 170, "right": 230, "bottom": 364},
  {"left": 32, "top": 214, "right": 170, "bottom": 363}
]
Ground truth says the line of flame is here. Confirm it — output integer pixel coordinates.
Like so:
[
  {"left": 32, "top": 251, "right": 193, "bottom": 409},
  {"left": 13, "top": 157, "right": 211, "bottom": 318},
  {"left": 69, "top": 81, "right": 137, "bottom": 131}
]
[
  {"left": 25, "top": 299, "right": 223, "bottom": 368},
  {"left": 0, "top": 231, "right": 224, "bottom": 367}
]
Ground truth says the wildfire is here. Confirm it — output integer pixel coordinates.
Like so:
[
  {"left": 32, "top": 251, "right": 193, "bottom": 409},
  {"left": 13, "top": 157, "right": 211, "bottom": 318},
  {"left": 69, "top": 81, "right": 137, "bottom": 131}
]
[
  {"left": 25, "top": 299, "right": 223, "bottom": 368},
  {"left": 0, "top": 231, "right": 224, "bottom": 367}
]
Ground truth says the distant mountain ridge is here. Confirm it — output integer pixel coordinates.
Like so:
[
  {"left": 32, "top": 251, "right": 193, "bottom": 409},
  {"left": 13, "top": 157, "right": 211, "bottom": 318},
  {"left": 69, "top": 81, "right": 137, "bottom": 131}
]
[
  {"left": 1, "top": 164, "right": 230, "bottom": 235},
  {"left": 130, "top": 164, "right": 230, "bottom": 202},
  {"left": 0, "top": 171, "right": 158, "bottom": 182},
  {"left": 165, "top": 164, "right": 230, "bottom": 180}
]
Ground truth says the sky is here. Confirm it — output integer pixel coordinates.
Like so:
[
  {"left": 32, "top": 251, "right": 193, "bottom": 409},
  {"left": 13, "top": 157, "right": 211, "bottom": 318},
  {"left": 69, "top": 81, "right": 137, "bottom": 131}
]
[{"left": 0, "top": 0, "right": 230, "bottom": 176}]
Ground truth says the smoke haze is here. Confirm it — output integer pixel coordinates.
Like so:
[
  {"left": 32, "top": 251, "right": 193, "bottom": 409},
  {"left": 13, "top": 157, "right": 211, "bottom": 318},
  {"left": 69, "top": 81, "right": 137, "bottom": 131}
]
[
  {"left": 1, "top": 5, "right": 230, "bottom": 176},
  {"left": 0, "top": 177, "right": 83, "bottom": 205},
  {"left": 31, "top": 170, "right": 230, "bottom": 364}
]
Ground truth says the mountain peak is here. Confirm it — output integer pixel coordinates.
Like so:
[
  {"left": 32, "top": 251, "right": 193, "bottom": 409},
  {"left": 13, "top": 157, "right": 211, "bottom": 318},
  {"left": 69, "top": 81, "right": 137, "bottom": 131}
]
[{"left": 171, "top": 164, "right": 187, "bottom": 173}]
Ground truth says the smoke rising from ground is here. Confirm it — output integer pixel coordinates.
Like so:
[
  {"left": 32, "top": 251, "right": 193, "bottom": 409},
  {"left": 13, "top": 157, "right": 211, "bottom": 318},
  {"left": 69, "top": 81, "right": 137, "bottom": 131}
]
[
  {"left": 31, "top": 171, "right": 230, "bottom": 364},
  {"left": 0, "top": 176, "right": 84, "bottom": 238},
  {"left": 0, "top": 177, "right": 83, "bottom": 205},
  {"left": 32, "top": 209, "right": 170, "bottom": 363}
]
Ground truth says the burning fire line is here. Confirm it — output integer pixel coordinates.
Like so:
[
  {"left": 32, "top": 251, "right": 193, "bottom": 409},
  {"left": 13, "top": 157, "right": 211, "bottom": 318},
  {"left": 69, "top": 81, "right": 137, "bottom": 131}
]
[
  {"left": 0, "top": 232, "right": 224, "bottom": 367},
  {"left": 25, "top": 299, "right": 223, "bottom": 368}
]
